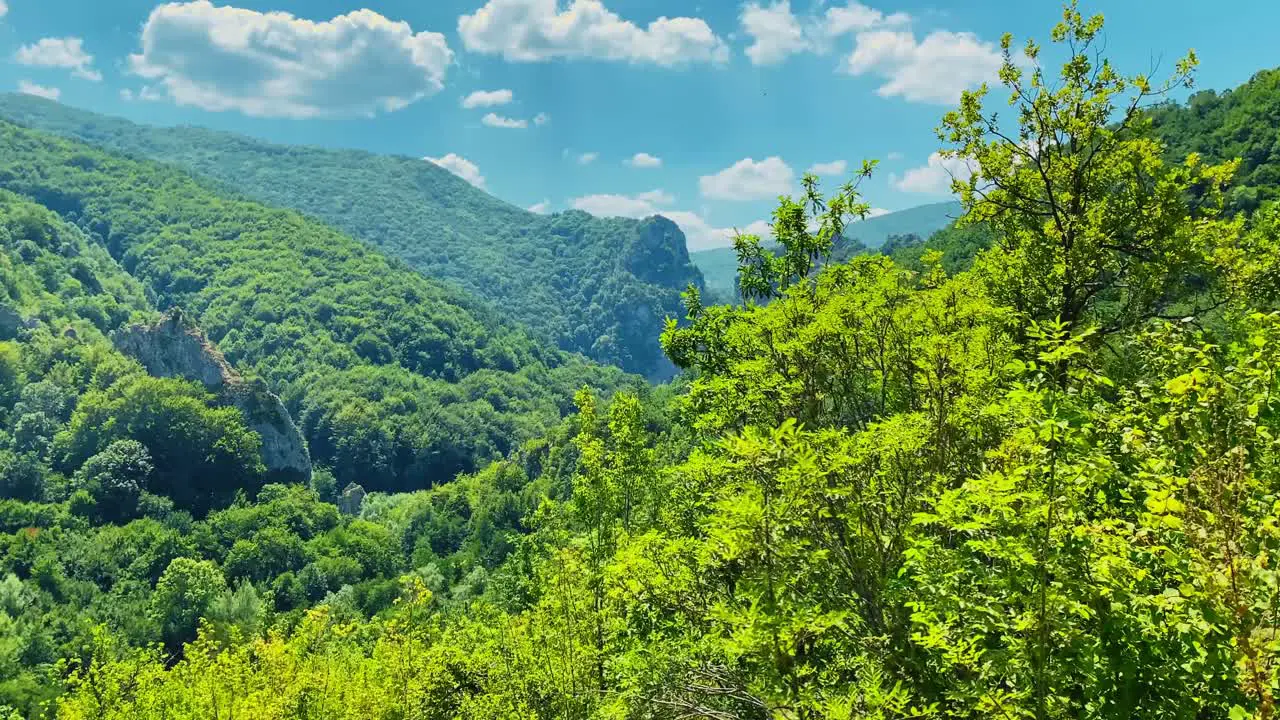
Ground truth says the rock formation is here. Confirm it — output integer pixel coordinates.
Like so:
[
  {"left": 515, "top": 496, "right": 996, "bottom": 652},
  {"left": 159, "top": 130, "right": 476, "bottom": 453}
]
[
  {"left": 112, "top": 308, "right": 312, "bottom": 482},
  {"left": 339, "top": 483, "right": 366, "bottom": 516}
]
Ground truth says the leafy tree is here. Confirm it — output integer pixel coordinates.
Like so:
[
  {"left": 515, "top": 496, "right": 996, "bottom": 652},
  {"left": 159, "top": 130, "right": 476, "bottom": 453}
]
[
  {"left": 943, "top": 1, "right": 1239, "bottom": 333},
  {"left": 150, "top": 557, "right": 226, "bottom": 650},
  {"left": 58, "top": 375, "right": 264, "bottom": 514},
  {"left": 0, "top": 453, "right": 43, "bottom": 503},
  {"left": 74, "top": 439, "right": 151, "bottom": 522}
]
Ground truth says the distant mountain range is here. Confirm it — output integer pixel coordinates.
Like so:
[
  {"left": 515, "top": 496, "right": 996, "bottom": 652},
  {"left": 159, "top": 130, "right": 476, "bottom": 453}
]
[
  {"left": 689, "top": 201, "right": 962, "bottom": 298},
  {"left": 0, "top": 94, "right": 703, "bottom": 380}
]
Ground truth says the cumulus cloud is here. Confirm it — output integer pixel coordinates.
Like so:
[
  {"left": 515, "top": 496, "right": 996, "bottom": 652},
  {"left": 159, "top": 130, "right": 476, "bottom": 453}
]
[
  {"left": 571, "top": 189, "right": 674, "bottom": 218},
  {"left": 739, "top": 1, "right": 907, "bottom": 66},
  {"left": 458, "top": 0, "right": 728, "bottom": 67},
  {"left": 15, "top": 37, "right": 102, "bottom": 81},
  {"left": 425, "top": 153, "right": 487, "bottom": 189},
  {"left": 700, "top": 156, "right": 794, "bottom": 201},
  {"left": 844, "top": 29, "right": 1001, "bottom": 104},
  {"left": 0, "top": 1, "right": 7, "bottom": 18},
  {"left": 627, "top": 152, "right": 662, "bottom": 168},
  {"left": 461, "top": 88, "right": 512, "bottom": 108},
  {"left": 886, "top": 151, "right": 904, "bottom": 161},
  {"left": 891, "top": 152, "right": 975, "bottom": 195},
  {"left": 666, "top": 211, "right": 774, "bottom": 251},
  {"left": 127, "top": 2, "right": 453, "bottom": 118},
  {"left": 528, "top": 199, "right": 551, "bottom": 213},
  {"left": 534, "top": 111, "right": 550, "bottom": 126},
  {"left": 570, "top": 186, "right": 771, "bottom": 251},
  {"left": 824, "top": 2, "right": 909, "bottom": 37},
  {"left": 741, "top": 1, "right": 807, "bottom": 66},
  {"left": 576, "top": 152, "right": 599, "bottom": 165},
  {"left": 482, "top": 112, "right": 528, "bottom": 128},
  {"left": 17, "top": 80, "right": 60, "bottom": 100},
  {"left": 738, "top": 1, "right": 995, "bottom": 103},
  {"left": 808, "top": 159, "right": 847, "bottom": 176}
]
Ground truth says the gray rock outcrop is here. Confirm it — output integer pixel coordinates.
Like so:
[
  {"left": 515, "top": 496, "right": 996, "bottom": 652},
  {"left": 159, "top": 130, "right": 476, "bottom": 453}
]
[
  {"left": 339, "top": 483, "right": 366, "bottom": 516},
  {"left": 112, "top": 308, "right": 312, "bottom": 482}
]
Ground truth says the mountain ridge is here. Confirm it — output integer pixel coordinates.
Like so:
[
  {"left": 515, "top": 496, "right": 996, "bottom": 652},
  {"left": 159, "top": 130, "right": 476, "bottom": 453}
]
[{"left": 0, "top": 94, "right": 702, "bottom": 380}]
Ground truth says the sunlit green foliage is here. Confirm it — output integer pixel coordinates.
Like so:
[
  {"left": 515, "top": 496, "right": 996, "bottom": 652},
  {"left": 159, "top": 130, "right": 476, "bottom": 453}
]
[{"left": 10, "top": 4, "right": 1280, "bottom": 719}]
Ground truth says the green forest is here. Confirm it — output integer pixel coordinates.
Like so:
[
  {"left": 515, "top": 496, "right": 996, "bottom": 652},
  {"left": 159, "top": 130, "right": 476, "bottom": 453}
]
[
  {"left": 0, "top": 96, "right": 705, "bottom": 380},
  {"left": 7, "top": 3, "right": 1280, "bottom": 718}
]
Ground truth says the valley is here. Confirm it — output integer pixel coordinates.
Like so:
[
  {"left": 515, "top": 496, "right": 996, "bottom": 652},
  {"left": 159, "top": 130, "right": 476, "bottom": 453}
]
[{"left": 2, "top": 2, "right": 1280, "bottom": 718}]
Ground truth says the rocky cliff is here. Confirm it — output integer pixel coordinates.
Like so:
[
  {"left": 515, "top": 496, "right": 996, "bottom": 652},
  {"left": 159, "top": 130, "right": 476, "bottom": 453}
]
[{"left": 112, "top": 309, "right": 312, "bottom": 482}]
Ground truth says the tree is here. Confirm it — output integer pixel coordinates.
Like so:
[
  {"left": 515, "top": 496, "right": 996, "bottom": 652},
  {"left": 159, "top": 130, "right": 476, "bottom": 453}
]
[
  {"left": 942, "top": 0, "right": 1239, "bottom": 334},
  {"left": 58, "top": 376, "right": 264, "bottom": 514},
  {"left": 0, "top": 452, "right": 44, "bottom": 502},
  {"left": 75, "top": 439, "right": 152, "bottom": 522},
  {"left": 150, "top": 557, "right": 227, "bottom": 650}
]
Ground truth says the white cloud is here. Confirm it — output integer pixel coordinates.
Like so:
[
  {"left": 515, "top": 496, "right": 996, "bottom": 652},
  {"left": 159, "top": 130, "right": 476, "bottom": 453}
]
[
  {"left": 528, "top": 199, "right": 551, "bottom": 213},
  {"left": 845, "top": 29, "right": 1001, "bottom": 104},
  {"left": 17, "top": 80, "right": 60, "bottom": 100},
  {"left": 741, "top": 1, "right": 807, "bottom": 66},
  {"left": 461, "top": 88, "right": 513, "bottom": 108},
  {"left": 891, "top": 152, "right": 974, "bottom": 195},
  {"left": 425, "top": 153, "right": 487, "bottom": 189},
  {"left": 627, "top": 152, "right": 662, "bottom": 168},
  {"left": 15, "top": 37, "right": 102, "bottom": 81},
  {"left": 0, "top": 2, "right": 8, "bottom": 19},
  {"left": 699, "top": 156, "right": 794, "bottom": 201},
  {"left": 458, "top": 0, "right": 728, "bottom": 67},
  {"left": 482, "top": 112, "right": 528, "bottom": 128},
  {"left": 886, "top": 151, "right": 903, "bottom": 161},
  {"left": 533, "top": 111, "right": 550, "bottom": 126},
  {"left": 636, "top": 189, "right": 675, "bottom": 205},
  {"left": 570, "top": 185, "right": 770, "bottom": 251},
  {"left": 127, "top": 2, "right": 453, "bottom": 118},
  {"left": 665, "top": 211, "right": 773, "bottom": 251},
  {"left": 577, "top": 151, "right": 599, "bottom": 165},
  {"left": 571, "top": 189, "right": 673, "bottom": 218},
  {"left": 739, "top": 1, "right": 908, "bottom": 66},
  {"left": 864, "top": 207, "right": 890, "bottom": 218},
  {"left": 824, "top": 2, "right": 908, "bottom": 37},
  {"left": 808, "top": 159, "right": 846, "bottom": 176},
  {"left": 737, "top": 1, "right": 994, "bottom": 103}
]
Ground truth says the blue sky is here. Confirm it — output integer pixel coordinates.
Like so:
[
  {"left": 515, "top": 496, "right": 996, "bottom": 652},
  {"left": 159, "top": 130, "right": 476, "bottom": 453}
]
[{"left": 0, "top": 0, "right": 1277, "bottom": 250}]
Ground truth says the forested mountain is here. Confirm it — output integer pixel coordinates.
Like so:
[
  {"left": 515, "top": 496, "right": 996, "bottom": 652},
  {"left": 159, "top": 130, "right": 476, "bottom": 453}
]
[
  {"left": 690, "top": 200, "right": 959, "bottom": 298},
  {"left": 0, "top": 95, "right": 703, "bottom": 380},
  {"left": 12, "top": 5, "right": 1280, "bottom": 719},
  {"left": 1149, "top": 67, "right": 1280, "bottom": 212},
  {"left": 0, "top": 119, "right": 636, "bottom": 495}
]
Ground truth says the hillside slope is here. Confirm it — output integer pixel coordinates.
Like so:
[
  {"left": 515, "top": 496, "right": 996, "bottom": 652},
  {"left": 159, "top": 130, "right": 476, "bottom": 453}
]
[
  {"left": 1148, "top": 67, "right": 1280, "bottom": 212},
  {"left": 690, "top": 200, "right": 961, "bottom": 297},
  {"left": 0, "top": 119, "right": 634, "bottom": 493},
  {"left": 0, "top": 94, "right": 702, "bottom": 379}
]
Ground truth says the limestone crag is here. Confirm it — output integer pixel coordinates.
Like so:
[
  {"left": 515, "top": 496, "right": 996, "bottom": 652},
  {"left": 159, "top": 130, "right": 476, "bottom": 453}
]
[{"left": 112, "top": 308, "right": 312, "bottom": 481}]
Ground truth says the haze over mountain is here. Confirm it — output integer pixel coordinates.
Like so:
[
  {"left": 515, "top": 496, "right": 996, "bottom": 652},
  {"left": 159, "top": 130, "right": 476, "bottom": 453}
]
[{"left": 0, "top": 94, "right": 703, "bottom": 380}]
